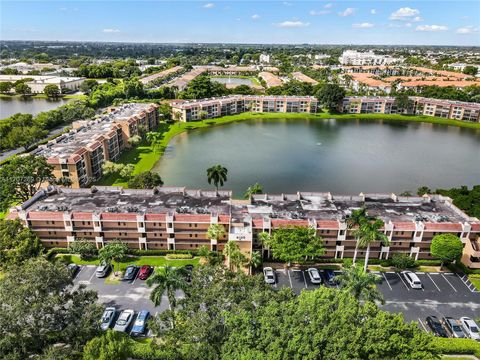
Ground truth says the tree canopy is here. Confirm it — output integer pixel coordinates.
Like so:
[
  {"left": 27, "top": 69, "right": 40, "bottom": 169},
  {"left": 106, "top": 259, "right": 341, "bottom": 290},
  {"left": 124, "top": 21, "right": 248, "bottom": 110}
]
[
  {"left": 316, "top": 83, "right": 346, "bottom": 112},
  {"left": 430, "top": 233, "right": 464, "bottom": 267},
  {"left": 127, "top": 171, "right": 164, "bottom": 189}
]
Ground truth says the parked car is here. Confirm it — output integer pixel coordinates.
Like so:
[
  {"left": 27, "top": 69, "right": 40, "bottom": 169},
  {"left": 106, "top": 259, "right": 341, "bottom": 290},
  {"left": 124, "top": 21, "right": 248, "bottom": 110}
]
[
  {"left": 114, "top": 309, "right": 135, "bottom": 332},
  {"left": 442, "top": 317, "right": 466, "bottom": 338},
  {"left": 123, "top": 265, "right": 139, "bottom": 281},
  {"left": 100, "top": 307, "right": 117, "bottom": 331},
  {"left": 138, "top": 265, "right": 153, "bottom": 280},
  {"left": 324, "top": 269, "right": 338, "bottom": 286},
  {"left": 460, "top": 317, "right": 480, "bottom": 341},
  {"left": 425, "top": 316, "right": 448, "bottom": 337},
  {"left": 263, "top": 267, "right": 276, "bottom": 284},
  {"left": 131, "top": 310, "right": 150, "bottom": 336},
  {"left": 95, "top": 262, "right": 111, "bottom": 278},
  {"left": 67, "top": 264, "right": 80, "bottom": 278},
  {"left": 402, "top": 271, "right": 422, "bottom": 289},
  {"left": 307, "top": 268, "right": 322, "bottom": 284}
]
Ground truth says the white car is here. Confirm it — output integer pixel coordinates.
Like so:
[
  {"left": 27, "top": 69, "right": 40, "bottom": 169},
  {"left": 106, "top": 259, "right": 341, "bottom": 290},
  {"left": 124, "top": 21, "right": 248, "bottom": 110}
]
[
  {"left": 402, "top": 271, "right": 422, "bottom": 289},
  {"left": 263, "top": 267, "right": 276, "bottom": 284},
  {"left": 307, "top": 268, "right": 322, "bottom": 284},
  {"left": 460, "top": 317, "right": 480, "bottom": 341},
  {"left": 113, "top": 309, "right": 135, "bottom": 332}
]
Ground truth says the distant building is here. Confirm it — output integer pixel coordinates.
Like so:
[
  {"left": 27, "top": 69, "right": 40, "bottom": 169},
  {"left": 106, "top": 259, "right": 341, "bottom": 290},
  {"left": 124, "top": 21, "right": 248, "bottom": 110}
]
[
  {"left": 170, "top": 95, "right": 318, "bottom": 122},
  {"left": 0, "top": 62, "right": 60, "bottom": 74},
  {"left": 259, "top": 54, "right": 270, "bottom": 64},
  {"left": 447, "top": 63, "right": 480, "bottom": 73},
  {"left": 0, "top": 75, "right": 85, "bottom": 94},
  {"left": 291, "top": 71, "right": 318, "bottom": 85},
  {"left": 32, "top": 103, "right": 159, "bottom": 188},
  {"left": 339, "top": 50, "right": 403, "bottom": 66},
  {"left": 258, "top": 71, "right": 283, "bottom": 88}
]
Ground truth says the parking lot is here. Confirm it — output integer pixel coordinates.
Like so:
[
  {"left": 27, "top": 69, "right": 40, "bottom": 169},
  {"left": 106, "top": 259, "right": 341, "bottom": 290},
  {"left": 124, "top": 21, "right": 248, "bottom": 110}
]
[{"left": 265, "top": 267, "right": 480, "bottom": 324}]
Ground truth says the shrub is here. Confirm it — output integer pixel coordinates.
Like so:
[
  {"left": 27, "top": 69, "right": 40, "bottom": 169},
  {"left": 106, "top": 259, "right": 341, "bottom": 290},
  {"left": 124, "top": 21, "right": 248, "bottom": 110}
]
[
  {"left": 391, "top": 254, "right": 416, "bottom": 269},
  {"left": 431, "top": 337, "right": 480, "bottom": 357},
  {"left": 165, "top": 253, "right": 193, "bottom": 260},
  {"left": 44, "top": 247, "right": 71, "bottom": 260},
  {"left": 128, "top": 249, "right": 198, "bottom": 256},
  {"left": 68, "top": 240, "right": 98, "bottom": 260}
]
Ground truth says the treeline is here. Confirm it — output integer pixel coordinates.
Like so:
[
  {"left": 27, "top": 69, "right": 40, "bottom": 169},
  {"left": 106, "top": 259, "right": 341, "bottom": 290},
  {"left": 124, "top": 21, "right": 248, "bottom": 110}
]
[
  {"left": 403, "top": 85, "right": 480, "bottom": 103},
  {"left": 435, "top": 185, "right": 480, "bottom": 219},
  {"left": 0, "top": 100, "right": 95, "bottom": 151},
  {"left": 74, "top": 60, "right": 141, "bottom": 79}
]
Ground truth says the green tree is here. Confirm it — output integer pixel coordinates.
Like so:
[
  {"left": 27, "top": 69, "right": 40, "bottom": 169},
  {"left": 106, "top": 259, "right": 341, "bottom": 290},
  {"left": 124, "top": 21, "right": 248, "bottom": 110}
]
[
  {"left": 83, "top": 330, "right": 130, "bottom": 360},
  {"left": 0, "top": 258, "right": 102, "bottom": 359},
  {"left": 69, "top": 239, "right": 98, "bottom": 260},
  {"left": 463, "top": 66, "right": 478, "bottom": 76},
  {"left": 264, "top": 226, "right": 324, "bottom": 266},
  {"left": 119, "top": 164, "right": 135, "bottom": 179},
  {"left": 206, "top": 164, "right": 228, "bottom": 192},
  {"left": 336, "top": 265, "right": 384, "bottom": 304},
  {"left": 127, "top": 171, "right": 163, "bottom": 189},
  {"left": 0, "top": 81, "right": 13, "bottom": 93},
  {"left": 54, "top": 176, "right": 73, "bottom": 188},
  {"left": 44, "top": 84, "right": 61, "bottom": 98},
  {"left": 79, "top": 79, "right": 99, "bottom": 94},
  {"left": 394, "top": 93, "right": 413, "bottom": 113},
  {"left": 417, "top": 186, "right": 432, "bottom": 196},
  {"left": 244, "top": 182, "right": 263, "bottom": 199},
  {"left": 391, "top": 253, "right": 416, "bottom": 269},
  {"left": 146, "top": 266, "right": 188, "bottom": 314},
  {"left": 346, "top": 207, "right": 369, "bottom": 265},
  {"left": 316, "top": 83, "right": 345, "bottom": 112},
  {"left": 127, "top": 134, "right": 141, "bottom": 146},
  {"left": 198, "top": 110, "right": 208, "bottom": 120},
  {"left": 248, "top": 250, "right": 262, "bottom": 275},
  {"left": 355, "top": 218, "right": 390, "bottom": 272},
  {"left": 15, "top": 82, "right": 31, "bottom": 95},
  {"left": 430, "top": 233, "right": 463, "bottom": 268},
  {"left": 222, "top": 240, "right": 243, "bottom": 271},
  {"left": 0, "top": 155, "right": 54, "bottom": 211},
  {"left": 0, "top": 219, "right": 43, "bottom": 268},
  {"left": 98, "top": 241, "right": 128, "bottom": 275}
]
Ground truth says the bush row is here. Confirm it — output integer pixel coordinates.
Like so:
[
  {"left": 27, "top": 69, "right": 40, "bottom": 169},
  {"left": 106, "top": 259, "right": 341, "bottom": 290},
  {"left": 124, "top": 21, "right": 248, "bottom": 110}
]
[
  {"left": 165, "top": 253, "right": 193, "bottom": 259},
  {"left": 44, "top": 247, "right": 201, "bottom": 260},
  {"left": 431, "top": 337, "right": 480, "bottom": 357}
]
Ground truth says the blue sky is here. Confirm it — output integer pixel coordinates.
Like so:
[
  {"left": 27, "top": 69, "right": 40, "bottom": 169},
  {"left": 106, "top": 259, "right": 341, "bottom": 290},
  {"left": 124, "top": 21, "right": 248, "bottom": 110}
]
[{"left": 1, "top": 1, "right": 479, "bottom": 45}]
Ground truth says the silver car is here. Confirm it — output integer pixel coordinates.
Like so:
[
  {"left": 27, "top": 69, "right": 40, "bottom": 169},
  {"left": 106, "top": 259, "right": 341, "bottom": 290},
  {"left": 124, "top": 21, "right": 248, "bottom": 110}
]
[
  {"left": 402, "top": 271, "right": 422, "bottom": 289},
  {"left": 100, "top": 307, "right": 117, "bottom": 331},
  {"left": 114, "top": 309, "right": 135, "bottom": 332},
  {"left": 442, "top": 317, "right": 466, "bottom": 338},
  {"left": 95, "top": 262, "right": 111, "bottom": 278},
  {"left": 460, "top": 317, "right": 480, "bottom": 341},
  {"left": 263, "top": 267, "right": 276, "bottom": 284},
  {"left": 307, "top": 268, "right": 322, "bottom": 284}
]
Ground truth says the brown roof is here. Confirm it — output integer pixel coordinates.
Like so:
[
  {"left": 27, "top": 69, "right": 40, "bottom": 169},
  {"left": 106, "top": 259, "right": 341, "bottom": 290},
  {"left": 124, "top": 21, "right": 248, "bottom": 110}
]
[
  {"left": 411, "top": 67, "right": 473, "bottom": 80},
  {"left": 291, "top": 71, "right": 318, "bottom": 85},
  {"left": 259, "top": 71, "right": 283, "bottom": 88}
]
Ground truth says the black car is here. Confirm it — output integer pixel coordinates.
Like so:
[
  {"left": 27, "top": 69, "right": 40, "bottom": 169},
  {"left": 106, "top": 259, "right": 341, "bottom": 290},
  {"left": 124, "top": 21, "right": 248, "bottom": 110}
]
[
  {"left": 324, "top": 269, "right": 338, "bottom": 286},
  {"left": 123, "top": 265, "right": 139, "bottom": 281},
  {"left": 426, "top": 316, "right": 448, "bottom": 337}
]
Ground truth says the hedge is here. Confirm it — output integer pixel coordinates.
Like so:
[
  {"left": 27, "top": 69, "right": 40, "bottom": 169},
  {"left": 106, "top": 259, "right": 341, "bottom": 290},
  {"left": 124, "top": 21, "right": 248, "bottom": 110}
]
[
  {"left": 431, "top": 337, "right": 480, "bottom": 357},
  {"left": 44, "top": 247, "right": 200, "bottom": 260},
  {"left": 165, "top": 253, "right": 193, "bottom": 259}
]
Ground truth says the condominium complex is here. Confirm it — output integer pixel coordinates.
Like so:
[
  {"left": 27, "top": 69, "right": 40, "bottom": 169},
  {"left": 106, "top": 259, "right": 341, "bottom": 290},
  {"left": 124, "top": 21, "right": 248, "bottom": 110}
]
[
  {"left": 9, "top": 186, "right": 480, "bottom": 269},
  {"left": 139, "top": 66, "right": 184, "bottom": 85},
  {"left": 0, "top": 74, "right": 85, "bottom": 93},
  {"left": 32, "top": 103, "right": 159, "bottom": 188},
  {"left": 258, "top": 71, "right": 283, "bottom": 88},
  {"left": 339, "top": 50, "right": 403, "bottom": 66},
  {"left": 170, "top": 95, "right": 318, "bottom": 122},
  {"left": 341, "top": 96, "right": 480, "bottom": 122}
]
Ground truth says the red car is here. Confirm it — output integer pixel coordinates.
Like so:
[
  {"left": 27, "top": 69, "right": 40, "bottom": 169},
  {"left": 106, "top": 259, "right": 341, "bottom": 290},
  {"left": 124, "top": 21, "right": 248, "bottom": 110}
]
[{"left": 138, "top": 265, "right": 153, "bottom": 280}]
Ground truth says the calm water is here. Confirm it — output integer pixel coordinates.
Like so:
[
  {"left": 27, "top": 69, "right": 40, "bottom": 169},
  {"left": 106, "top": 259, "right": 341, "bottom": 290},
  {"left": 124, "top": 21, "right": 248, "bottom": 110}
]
[
  {"left": 153, "top": 118, "right": 480, "bottom": 196},
  {"left": 211, "top": 77, "right": 254, "bottom": 86},
  {"left": 0, "top": 97, "right": 72, "bottom": 119}
]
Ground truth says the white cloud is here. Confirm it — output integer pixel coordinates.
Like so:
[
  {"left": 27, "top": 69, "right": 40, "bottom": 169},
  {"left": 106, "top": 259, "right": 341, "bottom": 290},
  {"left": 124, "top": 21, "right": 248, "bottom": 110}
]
[
  {"left": 203, "top": 3, "right": 215, "bottom": 9},
  {"left": 370, "top": 9, "right": 376, "bottom": 15},
  {"left": 415, "top": 24, "right": 448, "bottom": 32},
  {"left": 390, "top": 7, "right": 420, "bottom": 21},
  {"left": 324, "top": 3, "right": 333, "bottom": 9},
  {"left": 309, "top": 10, "right": 330, "bottom": 16},
  {"left": 251, "top": 14, "right": 260, "bottom": 20},
  {"left": 283, "top": 1, "right": 292, "bottom": 6},
  {"left": 276, "top": 20, "right": 310, "bottom": 28},
  {"left": 352, "top": 22, "right": 374, "bottom": 29},
  {"left": 457, "top": 26, "right": 478, "bottom": 34},
  {"left": 338, "top": 8, "right": 355, "bottom": 17},
  {"left": 102, "top": 28, "right": 120, "bottom": 33}
]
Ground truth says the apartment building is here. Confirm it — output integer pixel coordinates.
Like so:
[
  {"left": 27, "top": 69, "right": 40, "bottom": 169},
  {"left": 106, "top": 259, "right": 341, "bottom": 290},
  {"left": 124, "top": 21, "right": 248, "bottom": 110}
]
[
  {"left": 342, "top": 96, "right": 480, "bottom": 122},
  {"left": 170, "top": 95, "right": 318, "bottom": 122},
  {"left": 0, "top": 74, "right": 85, "bottom": 93},
  {"left": 32, "top": 103, "right": 159, "bottom": 188},
  {"left": 339, "top": 50, "right": 403, "bottom": 66},
  {"left": 348, "top": 73, "right": 392, "bottom": 94},
  {"left": 258, "top": 71, "right": 283, "bottom": 88},
  {"left": 291, "top": 71, "right": 318, "bottom": 85},
  {"left": 139, "top": 66, "right": 184, "bottom": 85},
  {"left": 9, "top": 186, "right": 480, "bottom": 269}
]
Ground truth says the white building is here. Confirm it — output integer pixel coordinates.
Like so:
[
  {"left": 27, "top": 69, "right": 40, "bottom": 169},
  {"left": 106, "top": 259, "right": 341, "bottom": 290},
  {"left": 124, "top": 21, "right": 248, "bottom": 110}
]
[
  {"left": 0, "top": 75, "right": 85, "bottom": 94},
  {"left": 339, "top": 50, "right": 403, "bottom": 66},
  {"left": 259, "top": 54, "right": 270, "bottom": 64},
  {"left": 448, "top": 63, "right": 480, "bottom": 73}
]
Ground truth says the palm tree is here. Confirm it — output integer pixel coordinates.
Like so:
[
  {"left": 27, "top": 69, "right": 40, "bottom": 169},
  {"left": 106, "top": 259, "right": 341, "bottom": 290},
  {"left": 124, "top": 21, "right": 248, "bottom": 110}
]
[
  {"left": 336, "top": 265, "right": 384, "bottom": 304},
  {"left": 248, "top": 251, "right": 262, "bottom": 275},
  {"left": 244, "top": 183, "right": 263, "bottom": 199},
  {"left": 347, "top": 208, "right": 369, "bottom": 265},
  {"left": 206, "top": 165, "right": 228, "bottom": 193},
  {"left": 222, "top": 240, "right": 240, "bottom": 271},
  {"left": 146, "top": 266, "right": 188, "bottom": 309},
  {"left": 356, "top": 218, "right": 390, "bottom": 272},
  {"left": 98, "top": 241, "right": 128, "bottom": 276}
]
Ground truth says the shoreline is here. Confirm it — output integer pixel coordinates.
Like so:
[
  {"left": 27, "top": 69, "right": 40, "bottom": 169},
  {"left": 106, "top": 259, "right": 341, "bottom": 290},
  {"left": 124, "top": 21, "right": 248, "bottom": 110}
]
[{"left": 95, "top": 111, "right": 480, "bottom": 187}]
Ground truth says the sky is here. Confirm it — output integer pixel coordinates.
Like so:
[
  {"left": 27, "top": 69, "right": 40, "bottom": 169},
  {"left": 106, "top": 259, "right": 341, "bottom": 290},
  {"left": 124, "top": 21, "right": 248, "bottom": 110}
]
[{"left": 0, "top": 1, "right": 479, "bottom": 46}]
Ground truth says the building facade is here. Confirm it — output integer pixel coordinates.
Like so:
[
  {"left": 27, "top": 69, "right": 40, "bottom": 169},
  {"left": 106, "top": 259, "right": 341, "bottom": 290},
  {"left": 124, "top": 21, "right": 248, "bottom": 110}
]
[
  {"left": 32, "top": 103, "right": 159, "bottom": 188},
  {"left": 339, "top": 51, "right": 403, "bottom": 66},
  {"left": 0, "top": 75, "right": 85, "bottom": 94},
  {"left": 341, "top": 96, "right": 480, "bottom": 122},
  {"left": 9, "top": 186, "right": 480, "bottom": 269}
]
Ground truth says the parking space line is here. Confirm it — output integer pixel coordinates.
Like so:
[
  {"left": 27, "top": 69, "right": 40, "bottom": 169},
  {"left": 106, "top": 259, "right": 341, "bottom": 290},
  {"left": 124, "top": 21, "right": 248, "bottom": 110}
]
[
  {"left": 88, "top": 268, "right": 97, "bottom": 282},
  {"left": 131, "top": 270, "right": 140, "bottom": 285},
  {"left": 418, "top": 318, "right": 429, "bottom": 332},
  {"left": 441, "top": 274, "right": 457, "bottom": 292},
  {"left": 382, "top": 272, "right": 392, "bottom": 291},
  {"left": 287, "top": 270, "right": 293, "bottom": 289},
  {"left": 301, "top": 271, "right": 308, "bottom": 289},
  {"left": 427, "top": 274, "right": 441, "bottom": 292},
  {"left": 396, "top": 273, "right": 410, "bottom": 291}
]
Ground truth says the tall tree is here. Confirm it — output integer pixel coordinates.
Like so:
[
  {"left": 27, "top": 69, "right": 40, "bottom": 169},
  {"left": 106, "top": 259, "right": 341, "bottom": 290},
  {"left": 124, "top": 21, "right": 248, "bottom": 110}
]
[
  {"left": 248, "top": 250, "right": 262, "bottom": 275},
  {"left": 0, "top": 155, "right": 54, "bottom": 211},
  {"left": 98, "top": 241, "right": 128, "bottom": 275},
  {"left": 394, "top": 93, "right": 413, "bottom": 114},
  {"left": 15, "top": 82, "right": 31, "bottom": 96},
  {"left": 336, "top": 265, "right": 384, "bottom": 304},
  {"left": 44, "top": 84, "right": 61, "bottom": 98},
  {"left": 127, "top": 171, "right": 163, "bottom": 189},
  {"left": 356, "top": 218, "right": 390, "bottom": 272},
  {"left": 206, "top": 165, "right": 228, "bottom": 192},
  {"left": 83, "top": 330, "right": 130, "bottom": 360},
  {"left": 347, "top": 207, "right": 369, "bottom": 265},
  {"left": 244, "top": 183, "right": 263, "bottom": 199},
  {"left": 315, "top": 83, "right": 345, "bottom": 112},
  {"left": 430, "top": 234, "right": 464, "bottom": 268}
]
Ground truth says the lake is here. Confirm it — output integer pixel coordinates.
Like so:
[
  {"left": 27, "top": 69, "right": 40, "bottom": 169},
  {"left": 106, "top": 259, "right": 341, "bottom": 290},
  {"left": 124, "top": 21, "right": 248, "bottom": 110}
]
[
  {"left": 153, "top": 118, "right": 480, "bottom": 197},
  {"left": 211, "top": 76, "right": 255, "bottom": 87},
  {"left": 1, "top": 97, "right": 72, "bottom": 119}
]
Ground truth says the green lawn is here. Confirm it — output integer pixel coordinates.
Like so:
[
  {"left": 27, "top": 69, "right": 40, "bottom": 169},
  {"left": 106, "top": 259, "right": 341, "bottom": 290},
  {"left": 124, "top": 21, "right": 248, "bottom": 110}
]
[
  {"left": 468, "top": 275, "right": 480, "bottom": 291},
  {"left": 56, "top": 254, "right": 199, "bottom": 270},
  {"left": 95, "top": 111, "right": 480, "bottom": 187}
]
